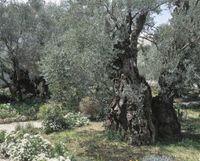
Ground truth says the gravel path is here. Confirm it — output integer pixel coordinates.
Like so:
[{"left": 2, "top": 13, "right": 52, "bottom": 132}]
[{"left": 0, "top": 121, "right": 42, "bottom": 133}]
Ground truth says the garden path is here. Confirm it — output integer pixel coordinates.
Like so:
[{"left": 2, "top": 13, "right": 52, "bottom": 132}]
[{"left": 0, "top": 121, "right": 42, "bottom": 133}]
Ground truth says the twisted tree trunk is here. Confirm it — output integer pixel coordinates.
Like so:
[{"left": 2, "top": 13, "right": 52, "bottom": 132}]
[
  {"left": 152, "top": 71, "right": 181, "bottom": 139},
  {"left": 107, "top": 11, "right": 155, "bottom": 145}
]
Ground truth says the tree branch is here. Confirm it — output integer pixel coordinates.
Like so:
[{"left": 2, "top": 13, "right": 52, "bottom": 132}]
[{"left": 139, "top": 36, "right": 158, "bottom": 47}]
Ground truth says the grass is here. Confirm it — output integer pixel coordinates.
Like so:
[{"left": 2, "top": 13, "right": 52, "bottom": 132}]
[
  {"left": 176, "top": 107, "right": 200, "bottom": 134},
  {"left": 42, "top": 106, "right": 200, "bottom": 161}
]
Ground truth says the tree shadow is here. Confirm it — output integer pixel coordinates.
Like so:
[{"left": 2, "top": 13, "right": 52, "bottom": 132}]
[{"left": 157, "top": 132, "right": 200, "bottom": 151}]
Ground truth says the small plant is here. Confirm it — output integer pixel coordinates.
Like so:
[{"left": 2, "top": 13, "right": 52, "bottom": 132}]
[
  {"left": 105, "top": 129, "right": 124, "bottom": 141},
  {"left": 52, "top": 142, "right": 73, "bottom": 159},
  {"left": 0, "top": 131, "right": 6, "bottom": 143},
  {"left": 96, "top": 107, "right": 107, "bottom": 121},
  {"left": 15, "top": 123, "right": 38, "bottom": 135},
  {"left": 96, "top": 153, "right": 105, "bottom": 161}
]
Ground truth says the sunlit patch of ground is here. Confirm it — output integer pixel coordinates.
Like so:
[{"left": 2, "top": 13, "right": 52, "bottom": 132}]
[{"left": 43, "top": 107, "right": 200, "bottom": 161}]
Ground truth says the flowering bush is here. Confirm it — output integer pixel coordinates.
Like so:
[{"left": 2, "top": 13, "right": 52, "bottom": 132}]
[
  {"left": 1, "top": 132, "right": 52, "bottom": 161},
  {"left": 42, "top": 105, "right": 67, "bottom": 134},
  {"left": 0, "top": 132, "right": 74, "bottom": 161},
  {"left": 64, "top": 112, "right": 89, "bottom": 128}
]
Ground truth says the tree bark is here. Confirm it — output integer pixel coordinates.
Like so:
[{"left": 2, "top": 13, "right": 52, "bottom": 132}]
[
  {"left": 106, "top": 11, "right": 155, "bottom": 145},
  {"left": 11, "top": 57, "right": 23, "bottom": 101},
  {"left": 152, "top": 71, "right": 181, "bottom": 139}
]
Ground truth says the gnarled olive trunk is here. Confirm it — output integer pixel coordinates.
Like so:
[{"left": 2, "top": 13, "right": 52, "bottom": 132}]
[
  {"left": 106, "top": 11, "right": 155, "bottom": 145},
  {"left": 152, "top": 71, "right": 181, "bottom": 139}
]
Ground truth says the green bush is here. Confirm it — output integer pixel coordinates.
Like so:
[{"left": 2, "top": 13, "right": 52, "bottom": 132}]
[
  {"left": 0, "top": 98, "right": 42, "bottom": 120},
  {"left": 14, "top": 98, "right": 42, "bottom": 118},
  {"left": 37, "top": 102, "right": 65, "bottom": 120},
  {"left": 37, "top": 104, "right": 47, "bottom": 120},
  {"left": 96, "top": 107, "right": 107, "bottom": 121},
  {"left": 0, "top": 103, "right": 18, "bottom": 119},
  {"left": 64, "top": 112, "right": 89, "bottom": 128},
  {"left": 0, "top": 131, "right": 6, "bottom": 143},
  {"left": 42, "top": 105, "right": 67, "bottom": 134}
]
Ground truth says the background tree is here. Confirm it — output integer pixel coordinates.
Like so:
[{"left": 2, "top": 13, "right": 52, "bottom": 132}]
[
  {"left": 0, "top": 0, "right": 53, "bottom": 100},
  {"left": 41, "top": 0, "right": 113, "bottom": 109}
]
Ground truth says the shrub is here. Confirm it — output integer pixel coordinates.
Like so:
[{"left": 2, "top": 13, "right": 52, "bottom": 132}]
[
  {"left": 37, "top": 104, "right": 48, "bottom": 120},
  {"left": 37, "top": 102, "right": 67, "bottom": 120},
  {"left": 105, "top": 129, "right": 124, "bottom": 141},
  {"left": 96, "top": 107, "right": 107, "bottom": 121},
  {"left": 13, "top": 99, "right": 42, "bottom": 118},
  {"left": 0, "top": 132, "right": 52, "bottom": 161},
  {"left": 0, "top": 99, "right": 42, "bottom": 120},
  {"left": 0, "top": 131, "right": 74, "bottom": 161},
  {"left": 79, "top": 97, "right": 101, "bottom": 120},
  {"left": 42, "top": 105, "right": 67, "bottom": 134},
  {"left": 64, "top": 112, "right": 89, "bottom": 128}
]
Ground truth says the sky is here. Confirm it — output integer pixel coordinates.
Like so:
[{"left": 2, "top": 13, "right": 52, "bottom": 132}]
[{"left": 154, "top": 5, "right": 173, "bottom": 26}]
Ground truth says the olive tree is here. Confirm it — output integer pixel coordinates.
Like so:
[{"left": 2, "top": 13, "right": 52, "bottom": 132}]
[{"left": 0, "top": 0, "right": 53, "bottom": 100}]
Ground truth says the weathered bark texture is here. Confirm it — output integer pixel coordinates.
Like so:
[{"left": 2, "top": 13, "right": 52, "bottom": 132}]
[
  {"left": 152, "top": 71, "right": 181, "bottom": 139},
  {"left": 106, "top": 11, "right": 155, "bottom": 145}
]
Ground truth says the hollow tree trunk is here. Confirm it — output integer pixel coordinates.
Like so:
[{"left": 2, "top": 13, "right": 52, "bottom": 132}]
[
  {"left": 106, "top": 11, "right": 155, "bottom": 145},
  {"left": 152, "top": 71, "right": 181, "bottom": 139}
]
